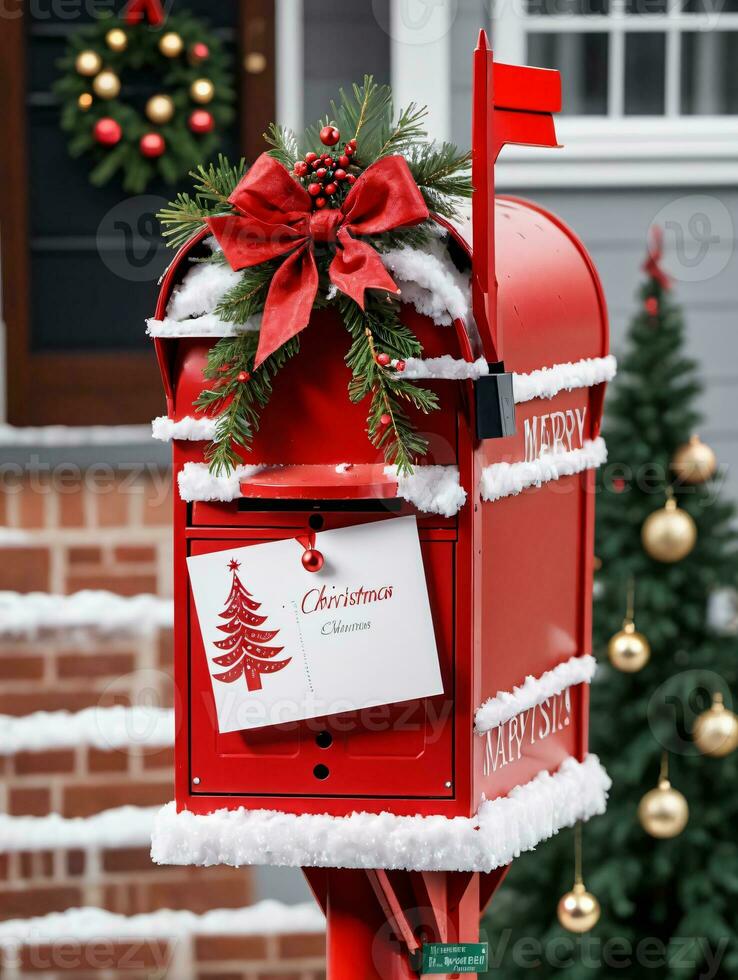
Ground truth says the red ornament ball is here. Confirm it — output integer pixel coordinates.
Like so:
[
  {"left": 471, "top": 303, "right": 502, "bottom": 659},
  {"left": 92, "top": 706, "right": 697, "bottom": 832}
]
[
  {"left": 395, "top": 359, "right": 406, "bottom": 373},
  {"left": 323, "top": 156, "right": 334, "bottom": 167},
  {"left": 377, "top": 352, "right": 391, "bottom": 367},
  {"left": 139, "top": 132, "right": 166, "bottom": 158},
  {"left": 324, "top": 182, "right": 337, "bottom": 196},
  {"left": 293, "top": 160, "right": 308, "bottom": 177},
  {"left": 348, "top": 138, "right": 357, "bottom": 150},
  {"left": 338, "top": 154, "right": 350, "bottom": 168},
  {"left": 308, "top": 182, "right": 321, "bottom": 197},
  {"left": 344, "top": 144, "right": 354, "bottom": 157},
  {"left": 316, "top": 167, "right": 327, "bottom": 179},
  {"left": 189, "top": 109, "right": 215, "bottom": 134},
  {"left": 305, "top": 151, "right": 318, "bottom": 164},
  {"left": 320, "top": 125, "right": 340, "bottom": 146},
  {"left": 645, "top": 296, "right": 659, "bottom": 317},
  {"left": 380, "top": 413, "right": 391, "bottom": 426},
  {"left": 314, "top": 197, "right": 327, "bottom": 209},
  {"left": 237, "top": 370, "right": 251, "bottom": 383},
  {"left": 93, "top": 117, "right": 122, "bottom": 146},
  {"left": 302, "top": 548, "right": 324, "bottom": 573},
  {"left": 190, "top": 41, "right": 210, "bottom": 63},
  {"left": 334, "top": 168, "right": 347, "bottom": 182},
  {"left": 347, "top": 174, "right": 357, "bottom": 185}
]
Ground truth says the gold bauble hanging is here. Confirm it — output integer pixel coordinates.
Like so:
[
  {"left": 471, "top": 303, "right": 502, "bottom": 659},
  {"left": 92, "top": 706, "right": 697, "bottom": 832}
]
[
  {"left": 75, "top": 50, "right": 102, "bottom": 77},
  {"left": 190, "top": 77, "right": 215, "bottom": 104},
  {"left": 693, "top": 692, "right": 738, "bottom": 757},
  {"left": 77, "top": 92, "right": 93, "bottom": 112},
  {"left": 641, "top": 495, "right": 697, "bottom": 563},
  {"left": 159, "top": 31, "right": 184, "bottom": 58},
  {"left": 105, "top": 28, "right": 128, "bottom": 52},
  {"left": 557, "top": 881, "right": 601, "bottom": 934},
  {"left": 145, "top": 94, "right": 175, "bottom": 124},
  {"left": 638, "top": 778, "right": 689, "bottom": 838},
  {"left": 608, "top": 621, "right": 650, "bottom": 673},
  {"left": 671, "top": 435, "right": 717, "bottom": 485},
  {"left": 92, "top": 70, "right": 121, "bottom": 100}
]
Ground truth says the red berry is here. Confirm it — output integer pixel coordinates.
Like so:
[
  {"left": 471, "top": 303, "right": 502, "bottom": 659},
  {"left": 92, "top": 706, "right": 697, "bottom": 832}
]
[
  {"left": 305, "top": 151, "right": 318, "bottom": 164},
  {"left": 324, "top": 182, "right": 337, "bottom": 196},
  {"left": 338, "top": 155, "right": 350, "bottom": 168},
  {"left": 237, "top": 371, "right": 251, "bottom": 383},
  {"left": 316, "top": 167, "right": 327, "bottom": 178},
  {"left": 348, "top": 139, "right": 357, "bottom": 150},
  {"left": 308, "top": 183, "right": 321, "bottom": 196},
  {"left": 323, "top": 157, "right": 334, "bottom": 167},
  {"left": 93, "top": 117, "right": 122, "bottom": 146},
  {"left": 347, "top": 174, "right": 357, "bottom": 184},
  {"left": 344, "top": 144, "right": 354, "bottom": 156},
  {"left": 377, "top": 352, "right": 391, "bottom": 367},
  {"left": 139, "top": 132, "right": 166, "bottom": 158},
  {"left": 395, "top": 359, "right": 406, "bottom": 373},
  {"left": 334, "top": 168, "right": 347, "bottom": 181},
  {"left": 315, "top": 196, "right": 327, "bottom": 208},
  {"left": 293, "top": 160, "right": 308, "bottom": 177},
  {"left": 380, "top": 413, "right": 391, "bottom": 426},
  {"left": 188, "top": 109, "right": 215, "bottom": 134},
  {"left": 319, "top": 125, "right": 341, "bottom": 146}
]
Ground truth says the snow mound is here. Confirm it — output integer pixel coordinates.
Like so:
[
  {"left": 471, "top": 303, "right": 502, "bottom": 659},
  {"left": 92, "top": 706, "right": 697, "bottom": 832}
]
[{"left": 480, "top": 438, "right": 608, "bottom": 502}]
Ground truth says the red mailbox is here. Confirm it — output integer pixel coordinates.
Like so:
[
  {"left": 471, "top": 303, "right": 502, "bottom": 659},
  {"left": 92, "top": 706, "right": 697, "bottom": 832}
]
[{"left": 151, "top": 34, "right": 613, "bottom": 980}]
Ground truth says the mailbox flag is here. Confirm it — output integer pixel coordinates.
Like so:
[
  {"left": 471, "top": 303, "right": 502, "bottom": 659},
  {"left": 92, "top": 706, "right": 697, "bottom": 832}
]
[{"left": 211, "top": 558, "right": 290, "bottom": 692}]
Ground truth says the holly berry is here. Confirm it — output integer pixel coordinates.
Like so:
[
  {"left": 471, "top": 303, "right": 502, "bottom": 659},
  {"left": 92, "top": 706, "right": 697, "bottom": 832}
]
[
  {"left": 316, "top": 167, "right": 327, "bottom": 178},
  {"left": 320, "top": 125, "right": 340, "bottom": 146},
  {"left": 188, "top": 109, "right": 215, "bottom": 134},
  {"left": 380, "top": 413, "right": 391, "bottom": 426},
  {"left": 323, "top": 157, "right": 334, "bottom": 167},
  {"left": 395, "top": 359, "right": 406, "bottom": 373},
  {"left": 308, "top": 183, "right": 321, "bottom": 196},
  {"left": 139, "top": 132, "right": 166, "bottom": 158},
  {"left": 338, "top": 155, "right": 350, "bottom": 168},
  {"left": 294, "top": 160, "right": 308, "bottom": 177},
  {"left": 237, "top": 371, "right": 251, "bottom": 383},
  {"left": 305, "top": 151, "right": 318, "bottom": 164},
  {"left": 347, "top": 174, "right": 357, "bottom": 185},
  {"left": 334, "top": 168, "right": 347, "bottom": 182},
  {"left": 377, "top": 353, "right": 391, "bottom": 367},
  {"left": 315, "top": 196, "right": 327, "bottom": 209},
  {"left": 324, "top": 182, "right": 337, "bottom": 196},
  {"left": 344, "top": 144, "right": 354, "bottom": 157},
  {"left": 93, "top": 117, "right": 122, "bottom": 146}
]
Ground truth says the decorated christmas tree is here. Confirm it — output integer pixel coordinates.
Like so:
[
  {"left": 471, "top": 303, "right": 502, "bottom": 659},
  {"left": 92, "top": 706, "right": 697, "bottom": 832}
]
[
  {"left": 212, "top": 558, "right": 289, "bottom": 691},
  {"left": 484, "top": 233, "right": 738, "bottom": 977}
]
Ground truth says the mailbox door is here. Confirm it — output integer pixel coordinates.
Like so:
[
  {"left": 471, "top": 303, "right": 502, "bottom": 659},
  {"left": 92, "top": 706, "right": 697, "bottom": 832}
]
[{"left": 187, "top": 512, "right": 455, "bottom": 800}]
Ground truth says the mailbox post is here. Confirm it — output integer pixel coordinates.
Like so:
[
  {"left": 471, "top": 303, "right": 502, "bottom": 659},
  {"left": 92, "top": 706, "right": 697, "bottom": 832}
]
[{"left": 151, "top": 33, "right": 613, "bottom": 980}]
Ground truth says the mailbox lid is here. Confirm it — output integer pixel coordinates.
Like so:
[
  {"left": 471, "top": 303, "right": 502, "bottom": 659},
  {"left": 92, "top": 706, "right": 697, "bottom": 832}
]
[{"left": 186, "top": 520, "right": 456, "bottom": 800}]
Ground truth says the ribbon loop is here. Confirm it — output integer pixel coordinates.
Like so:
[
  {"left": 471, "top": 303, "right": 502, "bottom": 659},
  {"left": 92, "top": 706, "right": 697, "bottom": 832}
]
[{"left": 206, "top": 153, "right": 429, "bottom": 367}]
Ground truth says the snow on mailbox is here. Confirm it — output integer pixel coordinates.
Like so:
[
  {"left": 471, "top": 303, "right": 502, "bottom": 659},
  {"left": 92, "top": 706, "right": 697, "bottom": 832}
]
[{"left": 151, "top": 34, "right": 613, "bottom": 979}]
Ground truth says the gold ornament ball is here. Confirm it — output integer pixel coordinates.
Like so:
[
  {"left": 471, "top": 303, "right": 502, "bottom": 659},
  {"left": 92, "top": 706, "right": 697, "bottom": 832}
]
[
  {"left": 672, "top": 435, "right": 717, "bottom": 485},
  {"left": 77, "top": 92, "right": 93, "bottom": 112},
  {"left": 105, "top": 28, "right": 128, "bottom": 52},
  {"left": 159, "top": 31, "right": 184, "bottom": 58},
  {"left": 638, "top": 779, "right": 689, "bottom": 838},
  {"left": 641, "top": 497, "right": 697, "bottom": 563},
  {"left": 608, "top": 622, "right": 651, "bottom": 673},
  {"left": 190, "top": 78, "right": 215, "bottom": 104},
  {"left": 75, "top": 50, "right": 102, "bottom": 77},
  {"left": 145, "top": 94, "right": 175, "bottom": 124},
  {"left": 557, "top": 882, "right": 601, "bottom": 934},
  {"left": 693, "top": 693, "right": 738, "bottom": 757},
  {"left": 92, "top": 70, "right": 121, "bottom": 100}
]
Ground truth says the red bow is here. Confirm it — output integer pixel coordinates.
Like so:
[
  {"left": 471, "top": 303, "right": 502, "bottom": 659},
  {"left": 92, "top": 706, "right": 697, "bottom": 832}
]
[
  {"left": 124, "top": 0, "right": 164, "bottom": 25},
  {"left": 642, "top": 225, "right": 671, "bottom": 290},
  {"left": 206, "top": 153, "right": 429, "bottom": 367}
]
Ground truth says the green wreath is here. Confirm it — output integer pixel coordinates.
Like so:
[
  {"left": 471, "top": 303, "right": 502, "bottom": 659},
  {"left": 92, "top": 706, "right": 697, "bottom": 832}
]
[{"left": 55, "top": 11, "right": 234, "bottom": 193}]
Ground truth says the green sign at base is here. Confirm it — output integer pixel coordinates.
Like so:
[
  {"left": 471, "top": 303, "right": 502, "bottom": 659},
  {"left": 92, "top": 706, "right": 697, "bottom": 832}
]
[{"left": 419, "top": 942, "right": 489, "bottom": 975}]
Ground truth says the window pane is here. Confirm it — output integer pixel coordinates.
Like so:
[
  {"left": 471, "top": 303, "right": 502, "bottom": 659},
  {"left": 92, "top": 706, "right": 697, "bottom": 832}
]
[
  {"left": 624, "top": 33, "right": 666, "bottom": 113},
  {"left": 527, "top": 0, "right": 609, "bottom": 15},
  {"left": 682, "top": 31, "right": 738, "bottom": 113},
  {"left": 527, "top": 33, "right": 608, "bottom": 113}
]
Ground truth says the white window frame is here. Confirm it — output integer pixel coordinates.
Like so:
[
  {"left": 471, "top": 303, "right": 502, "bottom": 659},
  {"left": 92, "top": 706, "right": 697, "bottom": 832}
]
[{"left": 492, "top": 0, "right": 738, "bottom": 186}]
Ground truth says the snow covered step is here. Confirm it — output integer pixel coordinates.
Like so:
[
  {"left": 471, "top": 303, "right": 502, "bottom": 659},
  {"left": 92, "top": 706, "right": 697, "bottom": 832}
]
[
  {"left": 0, "top": 902, "right": 325, "bottom": 979},
  {"left": 0, "top": 807, "right": 253, "bottom": 922}
]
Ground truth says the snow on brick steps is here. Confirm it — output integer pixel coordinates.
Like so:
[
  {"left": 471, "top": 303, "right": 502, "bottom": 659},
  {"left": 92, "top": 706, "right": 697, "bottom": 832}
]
[
  {"left": 0, "top": 805, "right": 157, "bottom": 853},
  {"left": 0, "top": 901, "right": 324, "bottom": 947},
  {"left": 152, "top": 754, "right": 610, "bottom": 873},
  {"left": 480, "top": 438, "right": 608, "bottom": 503},
  {"left": 474, "top": 654, "right": 597, "bottom": 734},
  {"left": 512, "top": 355, "right": 617, "bottom": 404},
  {"left": 152, "top": 415, "right": 219, "bottom": 442},
  {"left": 0, "top": 705, "right": 174, "bottom": 754},
  {"left": 0, "top": 590, "right": 172, "bottom": 639}
]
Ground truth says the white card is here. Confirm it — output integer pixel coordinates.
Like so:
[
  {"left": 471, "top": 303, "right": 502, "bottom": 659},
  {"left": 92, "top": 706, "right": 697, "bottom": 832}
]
[{"left": 187, "top": 516, "right": 443, "bottom": 732}]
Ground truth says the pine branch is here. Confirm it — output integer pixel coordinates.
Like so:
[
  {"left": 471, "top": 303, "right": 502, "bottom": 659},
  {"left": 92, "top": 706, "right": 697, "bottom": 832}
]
[
  {"left": 158, "top": 154, "right": 246, "bottom": 248},
  {"left": 190, "top": 154, "right": 246, "bottom": 205},
  {"left": 214, "top": 263, "right": 277, "bottom": 324},
  {"left": 375, "top": 101, "right": 428, "bottom": 159},
  {"left": 264, "top": 123, "right": 299, "bottom": 169},
  {"left": 408, "top": 142, "right": 473, "bottom": 219}
]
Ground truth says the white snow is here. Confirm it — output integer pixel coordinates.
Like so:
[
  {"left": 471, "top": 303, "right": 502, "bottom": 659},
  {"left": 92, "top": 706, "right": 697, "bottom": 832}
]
[
  {"left": 385, "top": 465, "right": 467, "bottom": 517},
  {"left": 0, "top": 706, "right": 174, "bottom": 755},
  {"left": 166, "top": 260, "right": 242, "bottom": 321},
  {"left": 402, "top": 356, "right": 488, "bottom": 381},
  {"left": 151, "top": 754, "right": 610, "bottom": 873},
  {"left": 513, "top": 356, "right": 617, "bottom": 405},
  {"left": 0, "top": 424, "right": 150, "bottom": 446},
  {"left": 0, "top": 901, "right": 324, "bottom": 947},
  {"left": 480, "top": 438, "right": 608, "bottom": 502},
  {"left": 146, "top": 313, "right": 261, "bottom": 338},
  {"left": 152, "top": 415, "right": 219, "bottom": 442},
  {"left": 474, "top": 654, "right": 597, "bottom": 734},
  {"left": 177, "top": 462, "right": 266, "bottom": 502},
  {"left": 380, "top": 237, "right": 471, "bottom": 326},
  {"left": 0, "top": 590, "right": 172, "bottom": 638},
  {"left": 1, "top": 805, "right": 157, "bottom": 853}
]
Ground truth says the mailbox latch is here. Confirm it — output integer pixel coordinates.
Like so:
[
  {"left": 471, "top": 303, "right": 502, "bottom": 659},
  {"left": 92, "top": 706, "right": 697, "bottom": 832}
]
[{"left": 474, "top": 361, "right": 516, "bottom": 441}]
